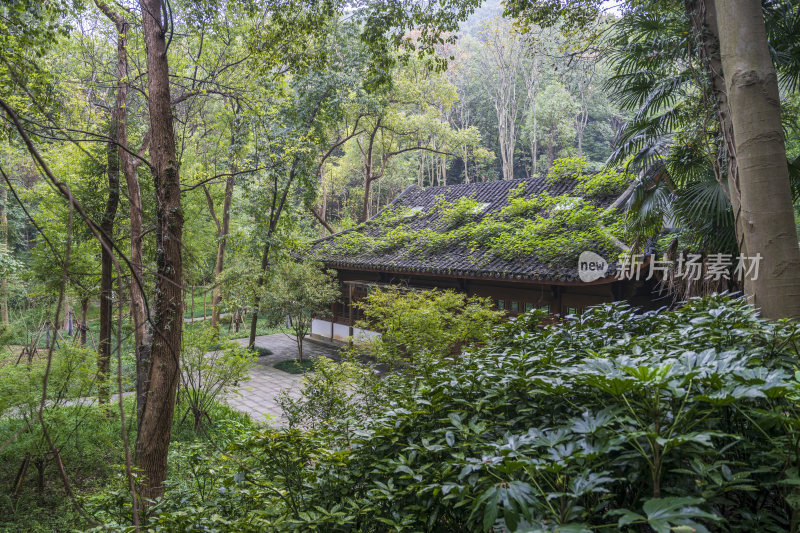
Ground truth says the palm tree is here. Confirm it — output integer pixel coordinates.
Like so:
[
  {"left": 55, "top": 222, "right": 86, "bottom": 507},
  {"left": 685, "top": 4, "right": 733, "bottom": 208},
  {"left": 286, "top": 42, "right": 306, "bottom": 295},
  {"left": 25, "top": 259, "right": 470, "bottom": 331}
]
[{"left": 606, "top": 0, "right": 800, "bottom": 260}]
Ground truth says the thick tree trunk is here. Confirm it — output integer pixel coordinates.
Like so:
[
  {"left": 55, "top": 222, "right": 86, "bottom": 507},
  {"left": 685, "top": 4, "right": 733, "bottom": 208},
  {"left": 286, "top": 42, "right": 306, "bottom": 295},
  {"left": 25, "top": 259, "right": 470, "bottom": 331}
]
[
  {"left": 687, "top": 0, "right": 745, "bottom": 258},
  {"left": 0, "top": 183, "right": 8, "bottom": 326},
  {"left": 713, "top": 0, "right": 800, "bottom": 319},
  {"left": 137, "top": 0, "right": 184, "bottom": 500}
]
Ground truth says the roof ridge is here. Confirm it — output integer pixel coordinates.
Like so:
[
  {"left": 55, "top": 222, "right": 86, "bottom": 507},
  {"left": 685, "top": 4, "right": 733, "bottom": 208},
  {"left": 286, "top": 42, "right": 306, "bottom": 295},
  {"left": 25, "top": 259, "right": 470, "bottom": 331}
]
[{"left": 420, "top": 177, "right": 536, "bottom": 193}]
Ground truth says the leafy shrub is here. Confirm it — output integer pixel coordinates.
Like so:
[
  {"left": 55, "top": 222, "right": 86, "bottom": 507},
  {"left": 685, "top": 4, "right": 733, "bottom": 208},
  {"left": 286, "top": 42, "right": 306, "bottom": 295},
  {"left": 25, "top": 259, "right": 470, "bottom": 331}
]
[
  {"left": 108, "top": 295, "right": 800, "bottom": 532},
  {"left": 353, "top": 288, "right": 503, "bottom": 369},
  {"left": 278, "top": 356, "right": 379, "bottom": 434},
  {"left": 179, "top": 327, "right": 257, "bottom": 432}
]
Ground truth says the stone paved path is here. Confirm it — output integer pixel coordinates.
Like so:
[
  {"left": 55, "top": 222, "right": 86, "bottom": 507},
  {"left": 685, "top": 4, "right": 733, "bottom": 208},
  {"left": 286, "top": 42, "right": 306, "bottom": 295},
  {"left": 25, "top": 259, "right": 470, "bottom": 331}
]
[{"left": 225, "top": 333, "right": 340, "bottom": 424}]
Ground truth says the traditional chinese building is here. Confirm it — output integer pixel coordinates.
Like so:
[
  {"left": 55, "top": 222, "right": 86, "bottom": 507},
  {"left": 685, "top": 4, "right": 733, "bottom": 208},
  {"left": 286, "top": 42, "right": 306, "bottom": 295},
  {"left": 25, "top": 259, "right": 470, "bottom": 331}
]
[{"left": 306, "top": 177, "right": 662, "bottom": 342}]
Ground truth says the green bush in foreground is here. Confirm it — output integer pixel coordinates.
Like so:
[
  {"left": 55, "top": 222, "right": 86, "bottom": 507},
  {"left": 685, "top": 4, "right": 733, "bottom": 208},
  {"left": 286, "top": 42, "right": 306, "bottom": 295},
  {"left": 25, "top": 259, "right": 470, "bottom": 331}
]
[{"left": 116, "top": 295, "right": 800, "bottom": 531}]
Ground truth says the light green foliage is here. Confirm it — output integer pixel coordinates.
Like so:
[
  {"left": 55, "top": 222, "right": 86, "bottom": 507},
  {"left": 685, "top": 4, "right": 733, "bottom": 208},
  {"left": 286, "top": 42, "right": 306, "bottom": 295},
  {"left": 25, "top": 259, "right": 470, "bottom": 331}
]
[
  {"left": 437, "top": 195, "right": 486, "bottom": 228},
  {"left": 546, "top": 156, "right": 632, "bottom": 198},
  {"left": 354, "top": 288, "right": 503, "bottom": 368},
  {"left": 546, "top": 156, "right": 588, "bottom": 182},
  {"left": 179, "top": 327, "right": 257, "bottom": 432},
  {"left": 316, "top": 185, "right": 628, "bottom": 266},
  {"left": 260, "top": 260, "right": 340, "bottom": 361},
  {"left": 576, "top": 167, "right": 632, "bottom": 198},
  {"left": 479, "top": 196, "right": 626, "bottom": 263},
  {"left": 279, "top": 356, "right": 379, "bottom": 434},
  {"left": 0, "top": 344, "right": 101, "bottom": 417}
]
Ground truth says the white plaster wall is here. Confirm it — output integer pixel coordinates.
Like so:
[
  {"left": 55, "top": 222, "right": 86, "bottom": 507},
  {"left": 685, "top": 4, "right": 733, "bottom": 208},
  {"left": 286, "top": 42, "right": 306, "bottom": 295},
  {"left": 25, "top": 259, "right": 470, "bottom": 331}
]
[
  {"left": 312, "top": 319, "right": 381, "bottom": 342},
  {"left": 311, "top": 318, "right": 331, "bottom": 337},
  {"left": 333, "top": 323, "right": 351, "bottom": 341}
]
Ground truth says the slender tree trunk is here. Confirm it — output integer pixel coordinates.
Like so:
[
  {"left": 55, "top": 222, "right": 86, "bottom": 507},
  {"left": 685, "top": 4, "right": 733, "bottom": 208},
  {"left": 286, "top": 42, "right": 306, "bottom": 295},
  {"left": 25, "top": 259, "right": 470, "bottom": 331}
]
[
  {"left": 362, "top": 178, "right": 373, "bottom": 222},
  {"left": 79, "top": 297, "right": 89, "bottom": 346},
  {"left": 318, "top": 174, "right": 327, "bottom": 239},
  {"left": 211, "top": 109, "right": 240, "bottom": 329},
  {"left": 95, "top": 0, "right": 149, "bottom": 422},
  {"left": 0, "top": 183, "right": 8, "bottom": 326},
  {"left": 361, "top": 120, "right": 380, "bottom": 222},
  {"left": 136, "top": 0, "right": 184, "bottom": 500},
  {"left": 99, "top": 100, "right": 121, "bottom": 405},
  {"left": 248, "top": 241, "right": 270, "bottom": 348},
  {"left": 296, "top": 328, "right": 304, "bottom": 362},
  {"left": 713, "top": 0, "right": 800, "bottom": 319},
  {"left": 210, "top": 196, "right": 230, "bottom": 327}
]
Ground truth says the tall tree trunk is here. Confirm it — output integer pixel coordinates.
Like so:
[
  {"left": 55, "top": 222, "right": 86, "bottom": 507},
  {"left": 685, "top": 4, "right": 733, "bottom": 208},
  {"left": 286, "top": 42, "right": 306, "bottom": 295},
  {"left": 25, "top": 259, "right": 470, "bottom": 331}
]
[
  {"left": 361, "top": 120, "right": 380, "bottom": 222},
  {"left": 248, "top": 161, "right": 300, "bottom": 347},
  {"left": 210, "top": 175, "right": 234, "bottom": 329},
  {"left": 713, "top": 0, "right": 800, "bottom": 319},
  {"left": 137, "top": 0, "right": 184, "bottom": 500},
  {"left": 95, "top": 0, "right": 149, "bottom": 423},
  {"left": 79, "top": 297, "right": 89, "bottom": 346},
  {"left": 318, "top": 173, "right": 328, "bottom": 238},
  {"left": 687, "top": 0, "right": 748, "bottom": 266},
  {"left": 0, "top": 183, "right": 8, "bottom": 326},
  {"left": 99, "top": 102, "right": 121, "bottom": 404},
  {"left": 530, "top": 96, "right": 538, "bottom": 177},
  {"left": 248, "top": 241, "right": 271, "bottom": 348},
  {"left": 211, "top": 105, "right": 241, "bottom": 329}
]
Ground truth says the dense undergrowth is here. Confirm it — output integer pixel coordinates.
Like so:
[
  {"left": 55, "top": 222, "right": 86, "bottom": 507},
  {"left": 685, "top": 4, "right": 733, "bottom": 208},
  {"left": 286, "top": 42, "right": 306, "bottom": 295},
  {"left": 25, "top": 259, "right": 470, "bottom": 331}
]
[
  {"left": 93, "top": 294, "right": 800, "bottom": 532},
  {"left": 0, "top": 396, "right": 251, "bottom": 532}
]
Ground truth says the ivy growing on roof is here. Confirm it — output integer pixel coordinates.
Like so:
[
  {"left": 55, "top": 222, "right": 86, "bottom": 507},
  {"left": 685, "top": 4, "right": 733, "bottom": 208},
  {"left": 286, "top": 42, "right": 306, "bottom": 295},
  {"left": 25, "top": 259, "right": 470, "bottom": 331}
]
[
  {"left": 311, "top": 180, "right": 632, "bottom": 267},
  {"left": 547, "top": 156, "right": 633, "bottom": 198}
]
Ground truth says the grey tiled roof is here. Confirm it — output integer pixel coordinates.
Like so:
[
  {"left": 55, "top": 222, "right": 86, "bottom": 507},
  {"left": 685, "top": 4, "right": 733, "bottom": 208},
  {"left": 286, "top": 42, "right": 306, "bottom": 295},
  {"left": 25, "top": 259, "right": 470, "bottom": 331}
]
[{"left": 307, "top": 178, "right": 624, "bottom": 283}]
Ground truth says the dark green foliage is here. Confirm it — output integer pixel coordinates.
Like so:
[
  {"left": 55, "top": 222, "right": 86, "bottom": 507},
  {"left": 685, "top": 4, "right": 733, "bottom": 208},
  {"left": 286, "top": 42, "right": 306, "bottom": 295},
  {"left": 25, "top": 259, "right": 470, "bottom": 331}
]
[
  {"left": 133, "top": 295, "right": 800, "bottom": 531},
  {"left": 274, "top": 358, "right": 315, "bottom": 374},
  {"left": 250, "top": 346, "right": 274, "bottom": 357}
]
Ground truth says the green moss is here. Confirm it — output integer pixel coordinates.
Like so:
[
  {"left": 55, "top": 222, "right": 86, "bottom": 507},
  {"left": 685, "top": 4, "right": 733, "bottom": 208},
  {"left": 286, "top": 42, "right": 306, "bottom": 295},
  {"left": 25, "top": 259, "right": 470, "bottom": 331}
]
[{"left": 313, "top": 185, "right": 631, "bottom": 267}]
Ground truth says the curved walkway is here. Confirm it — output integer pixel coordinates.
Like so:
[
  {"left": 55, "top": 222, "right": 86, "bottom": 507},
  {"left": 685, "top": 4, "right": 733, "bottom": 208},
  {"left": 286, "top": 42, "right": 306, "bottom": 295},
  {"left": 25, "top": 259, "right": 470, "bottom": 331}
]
[{"left": 226, "top": 334, "right": 340, "bottom": 424}]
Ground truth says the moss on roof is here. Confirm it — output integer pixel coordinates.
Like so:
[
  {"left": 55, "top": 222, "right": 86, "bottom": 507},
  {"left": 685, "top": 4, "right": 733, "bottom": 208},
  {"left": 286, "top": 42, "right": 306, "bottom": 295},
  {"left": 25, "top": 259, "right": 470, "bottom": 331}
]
[{"left": 307, "top": 176, "right": 631, "bottom": 282}]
